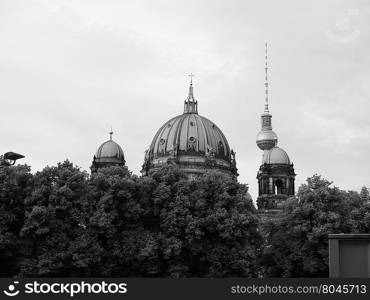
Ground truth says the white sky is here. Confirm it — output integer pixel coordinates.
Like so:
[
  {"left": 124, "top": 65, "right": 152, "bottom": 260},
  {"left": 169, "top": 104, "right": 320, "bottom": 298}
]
[{"left": 1, "top": 0, "right": 369, "bottom": 199}]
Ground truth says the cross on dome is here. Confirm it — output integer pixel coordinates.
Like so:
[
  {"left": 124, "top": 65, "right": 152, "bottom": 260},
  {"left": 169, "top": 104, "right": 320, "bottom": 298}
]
[
  {"left": 109, "top": 127, "right": 113, "bottom": 140},
  {"left": 189, "top": 73, "right": 195, "bottom": 85},
  {"left": 184, "top": 74, "right": 198, "bottom": 114}
]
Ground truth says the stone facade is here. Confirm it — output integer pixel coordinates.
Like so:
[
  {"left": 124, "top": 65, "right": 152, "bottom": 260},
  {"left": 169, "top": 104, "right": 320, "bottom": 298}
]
[{"left": 256, "top": 163, "right": 295, "bottom": 212}]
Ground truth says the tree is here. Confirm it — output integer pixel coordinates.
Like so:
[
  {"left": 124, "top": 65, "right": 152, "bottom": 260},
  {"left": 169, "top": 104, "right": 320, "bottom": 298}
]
[
  {"left": 360, "top": 186, "right": 370, "bottom": 203},
  {"left": 259, "top": 174, "right": 361, "bottom": 277},
  {"left": 19, "top": 160, "right": 89, "bottom": 276},
  {"left": 79, "top": 165, "right": 262, "bottom": 277},
  {"left": 78, "top": 166, "right": 160, "bottom": 276},
  {"left": 144, "top": 166, "right": 262, "bottom": 277},
  {"left": 349, "top": 187, "right": 370, "bottom": 233},
  {"left": 0, "top": 164, "right": 33, "bottom": 276},
  {"left": 4, "top": 157, "right": 370, "bottom": 278}
]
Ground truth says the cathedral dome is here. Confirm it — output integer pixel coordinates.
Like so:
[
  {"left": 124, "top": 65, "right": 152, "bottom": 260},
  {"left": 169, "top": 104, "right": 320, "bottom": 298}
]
[
  {"left": 149, "top": 113, "right": 231, "bottom": 160},
  {"left": 91, "top": 130, "right": 125, "bottom": 172},
  {"left": 142, "top": 79, "right": 237, "bottom": 176},
  {"left": 95, "top": 139, "right": 125, "bottom": 162},
  {"left": 262, "top": 146, "right": 290, "bottom": 165}
]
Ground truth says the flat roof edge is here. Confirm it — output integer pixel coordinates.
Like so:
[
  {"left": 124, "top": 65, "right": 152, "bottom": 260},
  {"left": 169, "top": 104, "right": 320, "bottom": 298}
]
[{"left": 329, "top": 234, "right": 370, "bottom": 239}]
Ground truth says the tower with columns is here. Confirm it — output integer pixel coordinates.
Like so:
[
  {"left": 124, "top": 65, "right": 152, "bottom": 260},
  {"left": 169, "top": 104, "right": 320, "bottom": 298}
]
[{"left": 256, "top": 43, "right": 296, "bottom": 216}]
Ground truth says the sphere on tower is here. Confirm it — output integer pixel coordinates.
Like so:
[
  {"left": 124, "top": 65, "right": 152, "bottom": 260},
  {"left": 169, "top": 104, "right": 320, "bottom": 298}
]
[
  {"left": 256, "top": 42, "right": 278, "bottom": 151},
  {"left": 90, "top": 130, "right": 125, "bottom": 172},
  {"left": 142, "top": 77, "right": 237, "bottom": 178},
  {"left": 256, "top": 126, "right": 278, "bottom": 150},
  {"left": 256, "top": 43, "right": 296, "bottom": 219}
]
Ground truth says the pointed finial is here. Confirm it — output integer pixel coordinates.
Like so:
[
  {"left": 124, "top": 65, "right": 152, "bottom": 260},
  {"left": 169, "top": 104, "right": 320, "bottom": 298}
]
[
  {"left": 109, "top": 126, "right": 113, "bottom": 140},
  {"left": 264, "top": 42, "right": 269, "bottom": 113},
  {"left": 189, "top": 73, "right": 195, "bottom": 85},
  {"left": 184, "top": 74, "right": 198, "bottom": 114},
  {"left": 187, "top": 73, "right": 195, "bottom": 99},
  {"left": 188, "top": 73, "right": 195, "bottom": 100}
]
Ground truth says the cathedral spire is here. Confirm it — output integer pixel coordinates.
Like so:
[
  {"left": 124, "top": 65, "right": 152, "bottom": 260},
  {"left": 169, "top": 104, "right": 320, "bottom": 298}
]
[
  {"left": 188, "top": 73, "right": 195, "bottom": 100},
  {"left": 184, "top": 74, "right": 198, "bottom": 114}
]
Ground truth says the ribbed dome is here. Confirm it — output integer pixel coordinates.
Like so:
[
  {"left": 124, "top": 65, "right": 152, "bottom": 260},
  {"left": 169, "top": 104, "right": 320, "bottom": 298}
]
[
  {"left": 142, "top": 80, "right": 237, "bottom": 176},
  {"left": 262, "top": 147, "right": 290, "bottom": 165},
  {"left": 91, "top": 131, "right": 126, "bottom": 173},
  {"left": 95, "top": 139, "right": 125, "bottom": 161},
  {"left": 149, "top": 113, "right": 231, "bottom": 160}
]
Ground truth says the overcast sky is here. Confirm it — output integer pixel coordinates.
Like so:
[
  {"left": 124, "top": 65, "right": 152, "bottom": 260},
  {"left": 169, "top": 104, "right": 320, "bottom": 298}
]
[{"left": 1, "top": 0, "right": 369, "bottom": 199}]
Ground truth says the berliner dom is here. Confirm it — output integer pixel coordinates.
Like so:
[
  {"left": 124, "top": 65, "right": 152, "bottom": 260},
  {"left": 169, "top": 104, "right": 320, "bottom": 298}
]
[
  {"left": 141, "top": 77, "right": 237, "bottom": 178},
  {"left": 87, "top": 45, "right": 296, "bottom": 218}
]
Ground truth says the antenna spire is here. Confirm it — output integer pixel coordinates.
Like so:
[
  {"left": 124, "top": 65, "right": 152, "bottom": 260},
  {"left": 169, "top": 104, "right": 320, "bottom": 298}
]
[
  {"left": 264, "top": 42, "right": 269, "bottom": 113},
  {"left": 256, "top": 42, "right": 278, "bottom": 150},
  {"left": 109, "top": 126, "right": 113, "bottom": 140}
]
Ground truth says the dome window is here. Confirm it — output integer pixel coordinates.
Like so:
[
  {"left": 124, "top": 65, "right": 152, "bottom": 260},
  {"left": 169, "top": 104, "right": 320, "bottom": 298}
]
[
  {"left": 218, "top": 141, "right": 225, "bottom": 156},
  {"left": 212, "top": 124, "right": 216, "bottom": 129},
  {"left": 190, "top": 121, "right": 195, "bottom": 126},
  {"left": 188, "top": 136, "right": 196, "bottom": 151},
  {"left": 159, "top": 138, "right": 166, "bottom": 145},
  {"left": 167, "top": 123, "right": 172, "bottom": 127}
]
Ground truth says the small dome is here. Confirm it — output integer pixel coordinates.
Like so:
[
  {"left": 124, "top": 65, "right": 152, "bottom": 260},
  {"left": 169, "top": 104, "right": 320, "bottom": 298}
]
[
  {"left": 256, "top": 129, "right": 278, "bottom": 150},
  {"left": 262, "top": 146, "right": 290, "bottom": 165},
  {"left": 95, "top": 139, "right": 124, "bottom": 161},
  {"left": 91, "top": 131, "right": 126, "bottom": 173}
]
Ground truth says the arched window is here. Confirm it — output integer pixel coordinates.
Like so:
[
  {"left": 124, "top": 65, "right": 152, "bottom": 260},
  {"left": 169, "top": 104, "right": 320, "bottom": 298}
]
[
  {"left": 188, "top": 137, "right": 196, "bottom": 151},
  {"left": 218, "top": 141, "right": 225, "bottom": 156},
  {"left": 274, "top": 179, "right": 284, "bottom": 195}
]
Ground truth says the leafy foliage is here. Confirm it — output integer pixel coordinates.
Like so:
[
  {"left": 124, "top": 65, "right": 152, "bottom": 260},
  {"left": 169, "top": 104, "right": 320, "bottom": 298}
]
[
  {"left": 1, "top": 163, "right": 369, "bottom": 278},
  {"left": 360, "top": 186, "right": 370, "bottom": 203},
  {"left": 0, "top": 162, "right": 261, "bottom": 277},
  {"left": 0, "top": 164, "right": 33, "bottom": 276},
  {"left": 259, "top": 174, "right": 369, "bottom": 277},
  {"left": 144, "top": 166, "right": 262, "bottom": 277},
  {"left": 19, "top": 161, "right": 89, "bottom": 276}
]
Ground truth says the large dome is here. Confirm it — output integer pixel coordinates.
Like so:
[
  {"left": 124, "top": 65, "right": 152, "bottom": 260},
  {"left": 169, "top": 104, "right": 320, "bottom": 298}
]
[
  {"left": 142, "top": 81, "right": 237, "bottom": 176},
  {"left": 149, "top": 113, "right": 231, "bottom": 159},
  {"left": 262, "top": 146, "right": 290, "bottom": 165}
]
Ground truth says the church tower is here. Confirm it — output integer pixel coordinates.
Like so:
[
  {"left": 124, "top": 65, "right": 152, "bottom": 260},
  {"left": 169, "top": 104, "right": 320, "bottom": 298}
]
[{"left": 256, "top": 43, "right": 295, "bottom": 216}]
